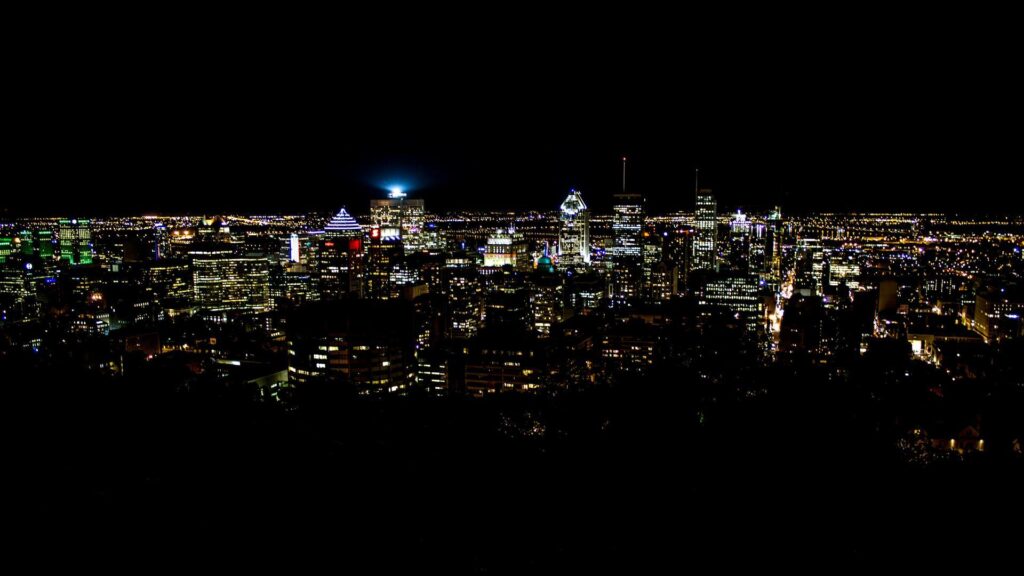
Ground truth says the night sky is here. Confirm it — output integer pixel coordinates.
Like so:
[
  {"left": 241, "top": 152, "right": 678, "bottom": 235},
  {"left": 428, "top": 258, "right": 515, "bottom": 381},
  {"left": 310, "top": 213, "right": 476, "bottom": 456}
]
[{"left": 5, "top": 8, "right": 1021, "bottom": 217}]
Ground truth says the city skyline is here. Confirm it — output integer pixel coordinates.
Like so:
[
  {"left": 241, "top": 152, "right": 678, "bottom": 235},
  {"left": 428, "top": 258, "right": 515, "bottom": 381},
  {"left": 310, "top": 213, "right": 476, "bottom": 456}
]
[{"left": 6, "top": 9, "right": 1023, "bottom": 568}]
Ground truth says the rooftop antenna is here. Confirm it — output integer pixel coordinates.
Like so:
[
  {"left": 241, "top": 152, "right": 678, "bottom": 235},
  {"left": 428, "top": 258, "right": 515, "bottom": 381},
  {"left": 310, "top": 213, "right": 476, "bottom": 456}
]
[
  {"left": 695, "top": 167, "right": 699, "bottom": 195},
  {"left": 622, "top": 156, "right": 627, "bottom": 194}
]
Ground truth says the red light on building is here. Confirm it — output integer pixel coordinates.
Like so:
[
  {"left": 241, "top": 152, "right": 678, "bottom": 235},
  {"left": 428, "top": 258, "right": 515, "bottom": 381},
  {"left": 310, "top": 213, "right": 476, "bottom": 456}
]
[
  {"left": 324, "top": 241, "right": 335, "bottom": 248},
  {"left": 371, "top": 228, "right": 380, "bottom": 239},
  {"left": 348, "top": 238, "right": 362, "bottom": 251}
]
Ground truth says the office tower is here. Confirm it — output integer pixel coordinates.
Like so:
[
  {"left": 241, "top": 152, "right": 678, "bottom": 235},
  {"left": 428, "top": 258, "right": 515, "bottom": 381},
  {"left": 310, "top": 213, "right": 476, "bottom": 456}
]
[
  {"left": 279, "top": 233, "right": 302, "bottom": 265},
  {"left": 18, "top": 229, "right": 55, "bottom": 259},
  {"left": 370, "top": 189, "right": 426, "bottom": 254},
  {"left": 0, "top": 259, "right": 36, "bottom": 323},
  {"left": 647, "top": 260, "right": 679, "bottom": 304},
  {"left": 611, "top": 164, "right": 644, "bottom": 301},
  {"left": 566, "top": 272, "right": 607, "bottom": 313},
  {"left": 483, "top": 228, "right": 528, "bottom": 269},
  {"left": 665, "top": 227, "right": 694, "bottom": 287},
  {"left": 826, "top": 250, "right": 861, "bottom": 289},
  {"left": 528, "top": 266, "right": 563, "bottom": 337},
  {"left": 286, "top": 300, "right": 416, "bottom": 393},
  {"left": 612, "top": 159, "right": 643, "bottom": 259},
  {"left": 0, "top": 237, "right": 13, "bottom": 264},
  {"left": 748, "top": 222, "right": 768, "bottom": 277},
  {"left": 153, "top": 223, "right": 170, "bottom": 260},
  {"left": 443, "top": 262, "right": 482, "bottom": 340},
  {"left": 558, "top": 189, "right": 590, "bottom": 268},
  {"left": 727, "top": 210, "right": 752, "bottom": 273},
  {"left": 699, "top": 275, "right": 766, "bottom": 333},
  {"left": 318, "top": 208, "right": 364, "bottom": 300},
  {"left": 59, "top": 218, "right": 94, "bottom": 265},
  {"left": 765, "top": 207, "right": 783, "bottom": 282},
  {"left": 795, "top": 238, "right": 825, "bottom": 296},
  {"left": 365, "top": 227, "right": 403, "bottom": 300},
  {"left": 190, "top": 245, "right": 270, "bottom": 314},
  {"left": 693, "top": 188, "right": 717, "bottom": 272},
  {"left": 143, "top": 259, "right": 192, "bottom": 300}
]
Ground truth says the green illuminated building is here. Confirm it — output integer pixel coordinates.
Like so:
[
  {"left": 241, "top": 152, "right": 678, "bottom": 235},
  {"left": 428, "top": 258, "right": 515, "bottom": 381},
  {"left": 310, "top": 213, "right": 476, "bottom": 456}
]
[{"left": 59, "top": 219, "right": 93, "bottom": 265}]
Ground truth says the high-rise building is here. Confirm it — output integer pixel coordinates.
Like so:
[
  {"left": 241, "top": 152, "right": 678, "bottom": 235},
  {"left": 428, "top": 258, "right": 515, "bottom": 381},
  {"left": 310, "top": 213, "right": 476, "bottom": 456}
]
[
  {"left": 699, "top": 275, "right": 766, "bottom": 333},
  {"left": 765, "top": 207, "right": 783, "bottom": 282},
  {"left": 190, "top": 245, "right": 270, "bottom": 313},
  {"left": 0, "top": 237, "right": 13, "bottom": 264},
  {"left": 318, "top": 208, "right": 364, "bottom": 299},
  {"left": 443, "top": 260, "right": 482, "bottom": 340},
  {"left": 528, "top": 266, "right": 563, "bottom": 337},
  {"left": 693, "top": 189, "right": 717, "bottom": 272},
  {"left": 370, "top": 189, "right": 426, "bottom": 254},
  {"left": 483, "top": 228, "right": 528, "bottom": 269},
  {"left": 18, "top": 229, "right": 55, "bottom": 260},
  {"left": 795, "top": 238, "right": 825, "bottom": 296},
  {"left": 612, "top": 194, "right": 644, "bottom": 259},
  {"left": 365, "top": 227, "right": 403, "bottom": 300},
  {"left": 558, "top": 189, "right": 590, "bottom": 268},
  {"left": 665, "top": 227, "right": 694, "bottom": 287},
  {"left": 611, "top": 180, "right": 644, "bottom": 302},
  {"left": 59, "top": 218, "right": 94, "bottom": 265}
]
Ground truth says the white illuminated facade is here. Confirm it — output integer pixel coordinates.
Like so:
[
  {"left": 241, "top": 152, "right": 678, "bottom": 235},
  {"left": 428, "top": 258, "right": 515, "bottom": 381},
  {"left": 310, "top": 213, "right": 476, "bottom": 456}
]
[
  {"left": 693, "top": 189, "right": 717, "bottom": 271},
  {"left": 558, "top": 189, "right": 590, "bottom": 267}
]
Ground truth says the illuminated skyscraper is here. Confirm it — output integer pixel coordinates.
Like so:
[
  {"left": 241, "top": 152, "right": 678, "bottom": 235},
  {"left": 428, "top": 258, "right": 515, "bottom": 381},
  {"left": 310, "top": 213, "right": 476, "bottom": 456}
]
[
  {"left": 558, "top": 189, "right": 590, "bottom": 268},
  {"left": 765, "top": 207, "right": 783, "bottom": 282},
  {"left": 318, "top": 207, "right": 364, "bottom": 299},
  {"left": 693, "top": 189, "right": 717, "bottom": 272},
  {"left": 611, "top": 163, "right": 644, "bottom": 302},
  {"left": 365, "top": 227, "right": 402, "bottom": 300},
  {"left": 370, "top": 189, "right": 426, "bottom": 254},
  {"left": 0, "top": 237, "right": 13, "bottom": 264},
  {"left": 190, "top": 245, "right": 270, "bottom": 313},
  {"left": 699, "top": 275, "right": 766, "bottom": 333},
  {"left": 443, "top": 257, "right": 483, "bottom": 339},
  {"left": 19, "top": 229, "right": 55, "bottom": 259},
  {"left": 59, "top": 218, "right": 93, "bottom": 265},
  {"left": 612, "top": 196, "right": 644, "bottom": 259}
]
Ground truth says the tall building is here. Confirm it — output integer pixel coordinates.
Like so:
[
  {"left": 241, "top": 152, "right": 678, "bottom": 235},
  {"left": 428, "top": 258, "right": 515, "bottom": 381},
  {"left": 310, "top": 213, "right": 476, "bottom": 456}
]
[
  {"left": 443, "top": 260, "right": 483, "bottom": 340},
  {"left": 483, "top": 227, "right": 528, "bottom": 269},
  {"left": 611, "top": 175, "right": 644, "bottom": 302},
  {"left": 765, "top": 207, "right": 783, "bottom": 282},
  {"left": 318, "top": 207, "right": 364, "bottom": 299},
  {"left": 190, "top": 245, "right": 270, "bottom": 313},
  {"left": 365, "top": 227, "right": 403, "bottom": 300},
  {"left": 59, "top": 218, "right": 93, "bottom": 265},
  {"left": 370, "top": 189, "right": 426, "bottom": 254},
  {"left": 699, "top": 274, "right": 766, "bottom": 333},
  {"left": 18, "top": 229, "right": 56, "bottom": 259},
  {"left": 558, "top": 189, "right": 590, "bottom": 268},
  {"left": 795, "top": 238, "right": 825, "bottom": 296},
  {"left": 693, "top": 189, "right": 717, "bottom": 272},
  {"left": 0, "top": 237, "right": 13, "bottom": 264},
  {"left": 665, "top": 227, "right": 695, "bottom": 287},
  {"left": 528, "top": 265, "right": 563, "bottom": 337},
  {"left": 612, "top": 195, "right": 644, "bottom": 259}
]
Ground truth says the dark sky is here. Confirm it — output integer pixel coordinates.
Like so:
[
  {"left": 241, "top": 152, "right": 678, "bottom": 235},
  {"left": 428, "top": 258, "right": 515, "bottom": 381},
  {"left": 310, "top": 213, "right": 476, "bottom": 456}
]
[{"left": 5, "top": 8, "right": 1021, "bottom": 217}]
